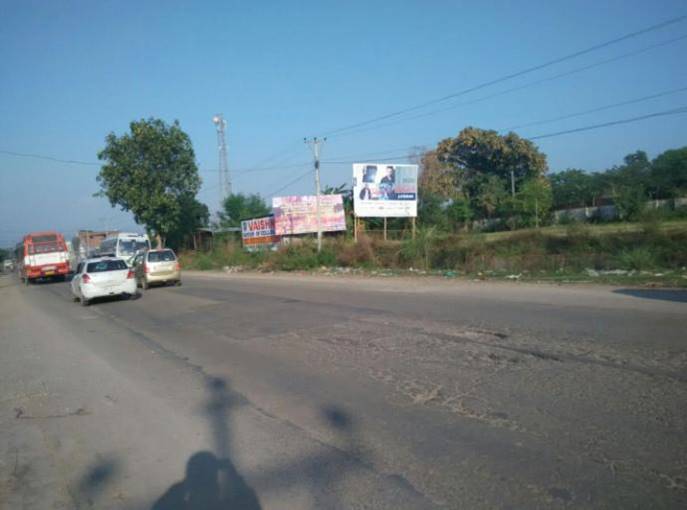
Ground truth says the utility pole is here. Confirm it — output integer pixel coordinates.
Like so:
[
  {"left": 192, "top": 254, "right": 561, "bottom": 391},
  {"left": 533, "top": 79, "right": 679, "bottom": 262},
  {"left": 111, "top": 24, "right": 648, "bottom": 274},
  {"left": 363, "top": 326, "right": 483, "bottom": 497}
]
[
  {"left": 305, "top": 137, "right": 326, "bottom": 253},
  {"left": 212, "top": 114, "right": 231, "bottom": 210}
]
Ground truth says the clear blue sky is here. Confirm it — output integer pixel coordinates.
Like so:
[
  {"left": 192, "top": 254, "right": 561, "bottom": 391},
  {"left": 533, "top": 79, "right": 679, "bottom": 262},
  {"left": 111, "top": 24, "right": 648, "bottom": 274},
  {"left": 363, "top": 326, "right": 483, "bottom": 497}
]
[{"left": 1, "top": 0, "right": 686, "bottom": 245}]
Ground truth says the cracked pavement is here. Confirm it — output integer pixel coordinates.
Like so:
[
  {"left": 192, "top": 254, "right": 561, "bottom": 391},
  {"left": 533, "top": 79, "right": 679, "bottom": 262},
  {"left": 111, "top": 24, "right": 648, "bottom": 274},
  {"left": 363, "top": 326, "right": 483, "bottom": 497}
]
[{"left": 1, "top": 271, "right": 685, "bottom": 508}]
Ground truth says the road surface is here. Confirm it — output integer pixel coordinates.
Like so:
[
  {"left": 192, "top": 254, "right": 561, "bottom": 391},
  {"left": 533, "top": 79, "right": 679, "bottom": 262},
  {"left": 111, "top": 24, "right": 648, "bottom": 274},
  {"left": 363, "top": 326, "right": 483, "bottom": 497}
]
[{"left": 1, "top": 271, "right": 686, "bottom": 509}]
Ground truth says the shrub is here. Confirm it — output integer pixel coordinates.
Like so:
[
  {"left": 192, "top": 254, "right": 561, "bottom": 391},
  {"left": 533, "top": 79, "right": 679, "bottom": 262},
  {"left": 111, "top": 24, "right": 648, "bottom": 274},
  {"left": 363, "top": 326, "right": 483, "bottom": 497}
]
[{"left": 616, "top": 247, "right": 659, "bottom": 270}]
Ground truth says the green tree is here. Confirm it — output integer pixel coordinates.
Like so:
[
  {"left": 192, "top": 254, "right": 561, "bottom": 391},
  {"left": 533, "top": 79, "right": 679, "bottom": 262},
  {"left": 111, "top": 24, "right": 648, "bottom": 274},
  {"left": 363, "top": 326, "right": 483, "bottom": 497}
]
[
  {"left": 474, "top": 174, "right": 508, "bottom": 218},
  {"left": 165, "top": 196, "right": 210, "bottom": 251},
  {"left": 435, "top": 127, "right": 548, "bottom": 218},
  {"left": 614, "top": 184, "right": 646, "bottom": 221},
  {"left": 549, "top": 169, "right": 598, "bottom": 209},
  {"left": 651, "top": 146, "right": 687, "bottom": 198},
  {"left": 97, "top": 118, "right": 201, "bottom": 247},
  {"left": 218, "top": 193, "right": 270, "bottom": 228},
  {"left": 517, "top": 178, "right": 553, "bottom": 228},
  {"left": 418, "top": 192, "right": 450, "bottom": 231}
]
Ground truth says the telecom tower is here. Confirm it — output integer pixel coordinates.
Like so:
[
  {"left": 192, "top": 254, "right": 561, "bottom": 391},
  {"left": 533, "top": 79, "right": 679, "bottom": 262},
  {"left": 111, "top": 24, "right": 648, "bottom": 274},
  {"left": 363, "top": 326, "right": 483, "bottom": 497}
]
[{"left": 212, "top": 114, "right": 231, "bottom": 207}]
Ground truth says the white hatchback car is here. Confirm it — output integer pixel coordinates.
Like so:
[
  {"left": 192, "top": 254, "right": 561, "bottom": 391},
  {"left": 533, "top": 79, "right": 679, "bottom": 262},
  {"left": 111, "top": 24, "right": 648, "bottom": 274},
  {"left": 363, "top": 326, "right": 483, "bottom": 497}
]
[{"left": 71, "top": 257, "right": 137, "bottom": 306}]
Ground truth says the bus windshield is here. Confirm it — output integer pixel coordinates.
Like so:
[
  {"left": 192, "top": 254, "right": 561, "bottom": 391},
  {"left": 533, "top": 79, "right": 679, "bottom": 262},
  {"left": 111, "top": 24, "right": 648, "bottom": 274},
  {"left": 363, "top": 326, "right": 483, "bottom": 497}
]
[
  {"left": 29, "top": 242, "right": 62, "bottom": 254},
  {"left": 119, "top": 240, "right": 149, "bottom": 256}
]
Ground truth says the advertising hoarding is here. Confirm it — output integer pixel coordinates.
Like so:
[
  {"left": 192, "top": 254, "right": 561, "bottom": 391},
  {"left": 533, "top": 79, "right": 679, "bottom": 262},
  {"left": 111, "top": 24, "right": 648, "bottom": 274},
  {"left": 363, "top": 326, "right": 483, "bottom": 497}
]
[
  {"left": 241, "top": 216, "right": 280, "bottom": 251},
  {"left": 353, "top": 163, "right": 418, "bottom": 217},
  {"left": 272, "top": 195, "right": 347, "bottom": 236}
]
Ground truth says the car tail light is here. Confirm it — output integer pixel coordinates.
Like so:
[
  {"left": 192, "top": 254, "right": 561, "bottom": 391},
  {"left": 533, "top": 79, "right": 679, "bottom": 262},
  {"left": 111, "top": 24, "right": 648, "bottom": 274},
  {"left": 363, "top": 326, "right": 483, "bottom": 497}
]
[
  {"left": 127, "top": 269, "right": 135, "bottom": 279},
  {"left": 175, "top": 262, "right": 181, "bottom": 271},
  {"left": 82, "top": 274, "right": 91, "bottom": 283},
  {"left": 144, "top": 263, "right": 149, "bottom": 273}
]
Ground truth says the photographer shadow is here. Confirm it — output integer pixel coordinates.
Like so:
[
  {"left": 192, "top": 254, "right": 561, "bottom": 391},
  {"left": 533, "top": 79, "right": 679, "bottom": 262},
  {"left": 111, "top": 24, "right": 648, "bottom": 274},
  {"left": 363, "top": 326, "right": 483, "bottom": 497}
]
[{"left": 151, "top": 377, "right": 261, "bottom": 510}]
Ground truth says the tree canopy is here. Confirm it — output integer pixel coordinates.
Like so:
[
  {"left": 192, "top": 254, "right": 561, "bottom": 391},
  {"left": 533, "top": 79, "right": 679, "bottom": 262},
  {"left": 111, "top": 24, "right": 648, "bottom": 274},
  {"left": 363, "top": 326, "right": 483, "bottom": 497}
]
[
  {"left": 218, "top": 193, "right": 270, "bottom": 228},
  {"left": 97, "top": 118, "right": 202, "bottom": 245},
  {"left": 436, "top": 127, "right": 548, "bottom": 196}
]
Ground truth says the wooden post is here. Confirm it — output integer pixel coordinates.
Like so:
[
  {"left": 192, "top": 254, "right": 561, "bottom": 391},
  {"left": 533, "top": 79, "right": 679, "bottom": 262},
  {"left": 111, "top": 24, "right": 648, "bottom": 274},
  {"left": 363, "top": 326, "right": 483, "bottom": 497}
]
[
  {"left": 412, "top": 217, "right": 416, "bottom": 240},
  {"left": 383, "top": 217, "right": 387, "bottom": 241}
]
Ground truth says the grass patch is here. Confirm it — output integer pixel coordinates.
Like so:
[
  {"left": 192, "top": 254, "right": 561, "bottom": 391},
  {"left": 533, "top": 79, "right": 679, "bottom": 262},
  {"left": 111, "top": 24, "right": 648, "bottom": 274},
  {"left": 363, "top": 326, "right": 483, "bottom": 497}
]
[{"left": 180, "top": 222, "right": 687, "bottom": 287}]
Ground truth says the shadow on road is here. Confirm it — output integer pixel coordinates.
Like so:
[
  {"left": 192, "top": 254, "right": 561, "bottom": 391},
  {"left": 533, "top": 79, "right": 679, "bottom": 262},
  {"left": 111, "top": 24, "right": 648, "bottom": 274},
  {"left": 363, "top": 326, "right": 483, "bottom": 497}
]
[
  {"left": 613, "top": 288, "right": 687, "bottom": 303},
  {"left": 74, "top": 376, "right": 365, "bottom": 509},
  {"left": 152, "top": 377, "right": 261, "bottom": 510}
]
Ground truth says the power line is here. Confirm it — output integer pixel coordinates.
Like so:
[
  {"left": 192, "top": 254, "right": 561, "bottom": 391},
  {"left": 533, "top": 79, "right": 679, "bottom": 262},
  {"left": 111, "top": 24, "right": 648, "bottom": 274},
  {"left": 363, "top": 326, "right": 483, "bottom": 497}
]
[
  {"left": 321, "top": 14, "right": 687, "bottom": 138},
  {"left": 0, "top": 149, "right": 100, "bottom": 166},
  {"left": 326, "top": 33, "right": 687, "bottom": 140},
  {"left": 265, "top": 168, "right": 314, "bottom": 197},
  {"left": 0, "top": 148, "right": 310, "bottom": 176},
  {"left": 529, "top": 105, "right": 687, "bottom": 140},
  {"left": 323, "top": 155, "right": 413, "bottom": 165},
  {"left": 502, "top": 85, "right": 687, "bottom": 131}
]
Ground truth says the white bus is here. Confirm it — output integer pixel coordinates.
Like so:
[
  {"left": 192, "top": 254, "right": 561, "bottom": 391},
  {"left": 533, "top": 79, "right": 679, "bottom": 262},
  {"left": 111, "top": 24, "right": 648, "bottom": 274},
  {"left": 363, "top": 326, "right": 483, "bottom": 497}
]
[{"left": 98, "top": 232, "right": 151, "bottom": 265}]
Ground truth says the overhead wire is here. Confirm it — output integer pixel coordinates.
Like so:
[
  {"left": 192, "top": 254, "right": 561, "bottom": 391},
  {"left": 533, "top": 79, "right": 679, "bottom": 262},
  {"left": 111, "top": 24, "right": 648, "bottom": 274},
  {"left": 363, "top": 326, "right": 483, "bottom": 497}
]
[
  {"left": 326, "top": 33, "right": 687, "bottom": 140},
  {"left": 320, "top": 14, "right": 687, "bottom": 138},
  {"left": 501, "top": 85, "right": 687, "bottom": 131},
  {"left": 529, "top": 105, "right": 687, "bottom": 140}
]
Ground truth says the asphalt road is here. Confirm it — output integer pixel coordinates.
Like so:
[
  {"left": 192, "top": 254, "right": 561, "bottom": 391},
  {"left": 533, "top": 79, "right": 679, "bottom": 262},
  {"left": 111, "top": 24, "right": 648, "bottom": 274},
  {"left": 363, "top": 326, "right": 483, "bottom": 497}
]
[{"left": 1, "top": 270, "right": 686, "bottom": 509}]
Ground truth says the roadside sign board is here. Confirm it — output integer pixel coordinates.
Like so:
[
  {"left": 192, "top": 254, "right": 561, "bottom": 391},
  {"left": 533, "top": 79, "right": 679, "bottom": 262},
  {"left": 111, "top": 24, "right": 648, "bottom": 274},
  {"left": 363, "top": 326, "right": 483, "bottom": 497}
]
[
  {"left": 272, "top": 195, "right": 347, "bottom": 235},
  {"left": 241, "top": 216, "right": 280, "bottom": 251},
  {"left": 353, "top": 163, "right": 418, "bottom": 217}
]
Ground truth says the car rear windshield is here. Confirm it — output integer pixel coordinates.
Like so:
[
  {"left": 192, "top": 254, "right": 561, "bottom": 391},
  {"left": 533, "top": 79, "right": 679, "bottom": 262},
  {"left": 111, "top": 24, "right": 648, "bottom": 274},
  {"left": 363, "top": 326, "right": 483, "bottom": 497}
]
[
  {"left": 87, "top": 260, "right": 128, "bottom": 272},
  {"left": 147, "top": 250, "right": 176, "bottom": 262}
]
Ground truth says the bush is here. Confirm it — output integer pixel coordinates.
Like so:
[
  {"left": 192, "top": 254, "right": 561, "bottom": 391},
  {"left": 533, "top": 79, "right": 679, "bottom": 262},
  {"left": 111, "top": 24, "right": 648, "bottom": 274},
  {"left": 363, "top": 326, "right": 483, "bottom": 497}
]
[
  {"left": 399, "top": 226, "right": 441, "bottom": 270},
  {"left": 616, "top": 247, "right": 659, "bottom": 270}
]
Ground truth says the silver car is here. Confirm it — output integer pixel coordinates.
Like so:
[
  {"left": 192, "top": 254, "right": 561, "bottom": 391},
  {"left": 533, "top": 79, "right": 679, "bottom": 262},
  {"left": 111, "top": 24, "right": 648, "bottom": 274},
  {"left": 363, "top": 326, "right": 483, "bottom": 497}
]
[{"left": 132, "top": 249, "right": 181, "bottom": 289}]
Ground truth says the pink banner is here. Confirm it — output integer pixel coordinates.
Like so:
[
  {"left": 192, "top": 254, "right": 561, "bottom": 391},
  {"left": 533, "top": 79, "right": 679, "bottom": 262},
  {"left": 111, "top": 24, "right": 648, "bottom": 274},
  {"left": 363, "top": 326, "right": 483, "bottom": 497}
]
[{"left": 272, "top": 195, "right": 347, "bottom": 235}]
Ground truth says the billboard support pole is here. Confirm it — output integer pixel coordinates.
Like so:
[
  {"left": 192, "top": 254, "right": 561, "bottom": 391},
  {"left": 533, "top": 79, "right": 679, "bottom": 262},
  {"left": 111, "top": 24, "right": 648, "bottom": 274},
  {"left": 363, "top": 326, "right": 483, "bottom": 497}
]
[
  {"left": 354, "top": 215, "right": 358, "bottom": 242},
  {"left": 383, "top": 217, "right": 387, "bottom": 241},
  {"left": 412, "top": 217, "right": 416, "bottom": 240}
]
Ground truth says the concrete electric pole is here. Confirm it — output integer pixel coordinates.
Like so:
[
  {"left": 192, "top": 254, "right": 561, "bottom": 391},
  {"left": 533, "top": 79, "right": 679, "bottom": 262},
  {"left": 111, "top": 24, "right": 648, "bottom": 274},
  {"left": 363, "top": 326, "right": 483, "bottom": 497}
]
[
  {"left": 212, "top": 114, "right": 231, "bottom": 209},
  {"left": 304, "top": 137, "right": 326, "bottom": 253}
]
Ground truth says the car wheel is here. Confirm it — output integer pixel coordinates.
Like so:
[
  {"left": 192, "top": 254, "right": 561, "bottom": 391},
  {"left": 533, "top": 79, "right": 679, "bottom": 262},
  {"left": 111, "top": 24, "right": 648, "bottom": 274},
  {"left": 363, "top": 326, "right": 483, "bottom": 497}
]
[
  {"left": 175, "top": 280, "right": 182, "bottom": 286},
  {"left": 72, "top": 295, "right": 80, "bottom": 302},
  {"left": 142, "top": 279, "right": 149, "bottom": 290},
  {"left": 81, "top": 297, "right": 90, "bottom": 307}
]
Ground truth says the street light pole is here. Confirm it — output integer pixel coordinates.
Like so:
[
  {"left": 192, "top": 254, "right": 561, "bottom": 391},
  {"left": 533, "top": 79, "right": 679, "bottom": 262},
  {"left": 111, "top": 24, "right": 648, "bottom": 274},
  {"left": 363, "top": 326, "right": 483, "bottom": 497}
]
[{"left": 305, "top": 137, "right": 326, "bottom": 253}]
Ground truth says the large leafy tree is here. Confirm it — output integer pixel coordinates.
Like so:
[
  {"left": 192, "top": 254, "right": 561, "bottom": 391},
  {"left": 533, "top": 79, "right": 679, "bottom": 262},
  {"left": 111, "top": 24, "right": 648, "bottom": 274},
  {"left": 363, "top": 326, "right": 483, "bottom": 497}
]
[
  {"left": 166, "top": 196, "right": 210, "bottom": 251},
  {"left": 218, "top": 193, "right": 270, "bottom": 228},
  {"left": 549, "top": 169, "right": 598, "bottom": 209},
  {"left": 436, "top": 128, "right": 548, "bottom": 191},
  {"left": 434, "top": 127, "right": 548, "bottom": 218},
  {"left": 651, "top": 146, "right": 687, "bottom": 198},
  {"left": 97, "top": 118, "right": 201, "bottom": 246}
]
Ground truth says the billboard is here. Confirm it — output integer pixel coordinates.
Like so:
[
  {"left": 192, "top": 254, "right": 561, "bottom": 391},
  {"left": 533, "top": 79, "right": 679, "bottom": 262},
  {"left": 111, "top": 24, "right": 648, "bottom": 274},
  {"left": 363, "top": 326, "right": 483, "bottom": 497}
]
[
  {"left": 272, "top": 195, "right": 347, "bottom": 236},
  {"left": 241, "top": 216, "right": 280, "bottom": 251},
  {"left": 353, "top": 163, "right": 418, "bottom": 217}
]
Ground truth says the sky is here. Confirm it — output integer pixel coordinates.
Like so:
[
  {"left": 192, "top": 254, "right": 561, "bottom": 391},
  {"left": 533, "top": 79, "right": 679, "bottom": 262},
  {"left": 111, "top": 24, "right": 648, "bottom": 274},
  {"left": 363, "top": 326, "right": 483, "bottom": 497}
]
[{"left": 1, "top": 0, "right": 686, "bottom": 246}]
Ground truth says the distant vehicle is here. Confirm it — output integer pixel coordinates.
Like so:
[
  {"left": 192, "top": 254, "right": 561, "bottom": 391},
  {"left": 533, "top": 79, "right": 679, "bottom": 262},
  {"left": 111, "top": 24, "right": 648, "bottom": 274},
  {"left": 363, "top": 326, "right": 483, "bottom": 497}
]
[
  {"left": 98, "top": 232, "right": 151, "bottom": 265},
  {"left": 70, "top": 257, "right": 137, "bottom": 306},
  {"left": 132, "top": 249, "right": 181, "bottom": 289},
  {"left": 3, "top": 259, "right": 14, "bottom": 272},
  {"left": 72, "top": 229, "right": 121, "bottom": 260},
  {"left": 16, "top": 231, "right": 70, "bottom": 283}
]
